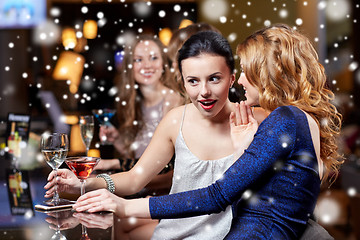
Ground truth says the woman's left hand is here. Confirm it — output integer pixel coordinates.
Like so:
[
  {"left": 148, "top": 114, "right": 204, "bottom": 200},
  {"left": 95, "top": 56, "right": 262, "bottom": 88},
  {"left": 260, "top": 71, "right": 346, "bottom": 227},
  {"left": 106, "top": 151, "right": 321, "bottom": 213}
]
[{"left": 73, "top": 189, "right": 125, "bottom": 217}]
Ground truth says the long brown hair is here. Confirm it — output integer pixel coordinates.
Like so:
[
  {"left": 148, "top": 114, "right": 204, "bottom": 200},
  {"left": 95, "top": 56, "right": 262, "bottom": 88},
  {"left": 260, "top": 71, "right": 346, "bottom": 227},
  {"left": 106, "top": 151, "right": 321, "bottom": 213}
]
[
  {"left": 236, "top": 24, "right": 343, "bottom": 183},
  {"left": 115, "top": 35, "right": 175, "bottom": 157}
]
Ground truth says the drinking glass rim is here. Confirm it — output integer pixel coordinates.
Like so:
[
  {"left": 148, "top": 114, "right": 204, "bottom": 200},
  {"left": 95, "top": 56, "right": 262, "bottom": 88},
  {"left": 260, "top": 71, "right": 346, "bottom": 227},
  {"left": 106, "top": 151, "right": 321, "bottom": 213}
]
[{"left": 65, "top": 156, "right": 100, "bottom": 162}]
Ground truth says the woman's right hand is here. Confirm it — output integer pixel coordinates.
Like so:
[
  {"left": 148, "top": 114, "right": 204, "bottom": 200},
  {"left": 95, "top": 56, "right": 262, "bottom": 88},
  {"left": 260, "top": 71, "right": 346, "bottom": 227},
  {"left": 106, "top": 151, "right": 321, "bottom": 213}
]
[
  {"left": 44, "top": 169, "right": 81, "bottom": 197},
  {"left": 99, "top": 125, "right": 119, "bottom": 144},
  {"left": 230, "top": 101, "right": 259, "bottom": 160}
]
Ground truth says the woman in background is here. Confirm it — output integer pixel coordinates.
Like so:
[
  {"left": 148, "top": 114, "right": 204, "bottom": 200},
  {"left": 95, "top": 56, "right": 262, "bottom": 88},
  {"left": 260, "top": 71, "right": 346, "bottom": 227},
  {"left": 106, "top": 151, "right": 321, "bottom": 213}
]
[{"left": 97, "top": 34, "right": 183, "bottom": 172}]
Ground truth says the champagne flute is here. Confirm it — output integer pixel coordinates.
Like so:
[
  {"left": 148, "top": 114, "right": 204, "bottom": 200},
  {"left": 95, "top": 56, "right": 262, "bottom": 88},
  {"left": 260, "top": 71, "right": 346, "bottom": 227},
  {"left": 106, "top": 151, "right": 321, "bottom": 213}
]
[
  {"left": 79, "top": 115, "right": 94, "bottom": 156},
  {"left": 65, "top": 156, "right": 100, "bottom": 196},
  {"left": 41, "top": 133, "right": 69, "bottom": 206}
]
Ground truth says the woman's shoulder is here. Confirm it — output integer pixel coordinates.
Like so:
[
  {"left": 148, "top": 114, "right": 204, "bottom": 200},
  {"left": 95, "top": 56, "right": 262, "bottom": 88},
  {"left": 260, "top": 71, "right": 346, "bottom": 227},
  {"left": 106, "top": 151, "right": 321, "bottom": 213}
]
[
  {"left": 158, "top": 105, "right": 186, "bottom": 140},
  {"left": 162, "top": 104, "right": 186, "bottom": 122},
  {"left": 266, "top": 105, "right": 307, "bottom": 126},
  {"left": 162, "top": 89, "right": 186, "bottom": 114}
]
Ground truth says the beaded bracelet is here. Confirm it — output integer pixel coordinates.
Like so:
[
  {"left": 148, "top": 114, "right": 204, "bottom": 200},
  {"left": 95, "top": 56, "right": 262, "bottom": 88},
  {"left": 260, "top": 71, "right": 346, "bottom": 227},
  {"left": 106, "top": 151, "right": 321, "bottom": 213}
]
[{"left": 96, "top": 173, "right": 115, "bottom": 193}]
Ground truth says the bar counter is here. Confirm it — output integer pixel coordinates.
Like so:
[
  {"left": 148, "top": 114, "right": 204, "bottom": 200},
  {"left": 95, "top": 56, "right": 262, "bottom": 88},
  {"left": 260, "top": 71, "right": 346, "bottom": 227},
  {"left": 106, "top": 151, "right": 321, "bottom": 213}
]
[{"left": 0, "top": 158, "right": 113, "bottom": 240}]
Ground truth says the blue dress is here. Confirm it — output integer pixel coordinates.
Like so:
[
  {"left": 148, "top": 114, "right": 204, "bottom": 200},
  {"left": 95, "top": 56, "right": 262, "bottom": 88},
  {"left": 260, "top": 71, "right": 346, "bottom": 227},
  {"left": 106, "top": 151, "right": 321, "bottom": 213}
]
[{"left": 149, "top": 106, "right": 321, "bottom": 239}]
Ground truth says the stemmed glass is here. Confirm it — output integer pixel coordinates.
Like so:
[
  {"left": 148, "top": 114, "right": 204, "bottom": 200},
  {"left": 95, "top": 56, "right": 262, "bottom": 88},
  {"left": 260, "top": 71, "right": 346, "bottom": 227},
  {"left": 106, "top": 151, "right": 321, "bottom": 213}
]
[
  {"left": 50, "top": 224, "right": 67, "bottom": 240},
  {"left": 92, "top": 109, "right": 116, "bottom": 145},
  {"left": 79, "top": 115, "right": 94, "bottom": 156},
  {"left": 45, "top": 210, "right": 73, "bottom": 240},
  {"left": 80, "top": 224, "right": 91, "bottom": 240},
  {"left": 40, "top": 133, "right": 69, "bottom": 206},
  {"left": 65, "top": 156, "right": 100, "bottom": 196}
]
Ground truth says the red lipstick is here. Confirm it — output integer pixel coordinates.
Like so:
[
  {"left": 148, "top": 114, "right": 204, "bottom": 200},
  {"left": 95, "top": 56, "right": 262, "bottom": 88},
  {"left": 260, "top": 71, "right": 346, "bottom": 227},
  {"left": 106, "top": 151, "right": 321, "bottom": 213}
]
[{"left": 199, "top": 99, "right": 217, "bottom": 110}]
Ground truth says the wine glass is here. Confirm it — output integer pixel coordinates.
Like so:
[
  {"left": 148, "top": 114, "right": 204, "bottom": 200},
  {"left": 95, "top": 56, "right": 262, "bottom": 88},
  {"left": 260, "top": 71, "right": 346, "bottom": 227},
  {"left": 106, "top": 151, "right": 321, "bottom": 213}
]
[
  {"left": 41, "top": 133, "right": 69, "bottom": 206},
  {"left": 80, "top": 224, "right": 90, "bottom": 240},
  {"left": 92, "top": 109, "right": 116, "bottom": 145},
  {"left": 50, "top": 226, "right": 67, "bottom": 240},
  {"left": 79, "top": 115, "right": 94, "bottom": 156},
  {"left": 46, "top": 210, "right": 73, "bottom": 240},
  {"left": 65, "top": 156, "right": 100, "bottom": 196}
]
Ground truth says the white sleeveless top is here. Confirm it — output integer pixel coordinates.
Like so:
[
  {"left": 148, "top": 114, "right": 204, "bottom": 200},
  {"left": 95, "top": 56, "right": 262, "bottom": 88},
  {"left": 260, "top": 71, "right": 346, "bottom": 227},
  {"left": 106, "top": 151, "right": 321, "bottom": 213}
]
[{"left": 151, "top": 105, "right": 233, "bottom": 240}]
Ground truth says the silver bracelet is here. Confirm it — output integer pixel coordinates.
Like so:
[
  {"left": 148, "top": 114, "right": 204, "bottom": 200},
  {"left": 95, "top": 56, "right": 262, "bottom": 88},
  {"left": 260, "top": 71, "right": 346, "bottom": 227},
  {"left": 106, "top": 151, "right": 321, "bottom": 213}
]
[{"left": 96, "top": 173, "right": 115, "bottom": 193}]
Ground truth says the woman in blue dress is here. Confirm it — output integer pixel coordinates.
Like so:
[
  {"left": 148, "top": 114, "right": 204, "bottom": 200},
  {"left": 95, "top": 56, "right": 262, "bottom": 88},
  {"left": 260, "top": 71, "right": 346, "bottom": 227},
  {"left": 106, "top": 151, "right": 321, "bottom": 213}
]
[{"left": 73, "top": 24, "right": 343, "bottom": 239}]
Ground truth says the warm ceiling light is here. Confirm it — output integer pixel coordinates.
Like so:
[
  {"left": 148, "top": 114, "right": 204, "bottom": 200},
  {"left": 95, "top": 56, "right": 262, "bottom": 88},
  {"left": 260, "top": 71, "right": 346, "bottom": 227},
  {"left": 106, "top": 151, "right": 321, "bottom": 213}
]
[
  {"left": 83, "top": 20, "right": 97, "bottom": 39},
  {"left": 62, "top": 28, "right": 77, "bottom": 49},
  {"left": 159, "top": 28, "right": 172, "bottom": 46},
  {"left": 52, "top": 51, "right": 85, "bottom": 94},
  {"left": 179, "top": 19, "right": 194, "bottom": 29}
]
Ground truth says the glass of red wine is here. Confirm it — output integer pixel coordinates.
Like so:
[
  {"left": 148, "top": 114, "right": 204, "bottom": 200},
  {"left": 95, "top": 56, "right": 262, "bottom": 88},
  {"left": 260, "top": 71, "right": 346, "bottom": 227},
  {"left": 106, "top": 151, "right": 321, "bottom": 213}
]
[{"left": 65, "top": 156, "right": 100, "bottom": 196}]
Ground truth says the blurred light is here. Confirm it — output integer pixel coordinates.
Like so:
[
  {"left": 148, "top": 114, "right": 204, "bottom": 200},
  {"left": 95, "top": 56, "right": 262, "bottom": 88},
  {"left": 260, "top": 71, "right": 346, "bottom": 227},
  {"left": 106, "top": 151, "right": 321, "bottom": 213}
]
[
  {"left": 279, "top": 9, "right": 288, "bottom": 18},
  {"left": 52, "top": 51, "right": 85, "bottom": 94},
  {"left": 178, "top": 19, "right": 193, "bottom": 29},
  {"left": 159, "top": 28, "right": 172, "bottom": 46},
  {"left": 97, "top": 12, "right": 104, "bottom": 19},
  {"left": 326, "top": 0, "right": 350, "bottom": 22},
  {"left": 88, "top": 149, "right": 100, "bottom": 157},
  {"left": 201, "top": 0, "right": 229, "bottom": 22},
  {"left": 50, "top": 7, "right": 61, "bottom": 17},
  {"left": 158, "top": 10, "right": 166, "bottom": 18},
  {"left": 227, "top": 32, "right": 237, "bottom": 43},
  {"left": 315, "top": 196, "right": 341, "bottom": 225},
  {"left": 62, "top": 28, "right": 77, "bottom": 49},
  {"left": 133, "top": 2, "right": 152, "bottom": 17},
  {"left": 296, "top": 18, "right": 303, "bottom": 25},
  {"left": 264, "top": 20, "right": 271, "bottom": 26},
  {"left": 219, "top": 16, "right": 227, "bottom": 23},
  {"left": 81, "top": 6, "right": 88, "bottom": 14},
  {"left": 174, "top": 5, "right": 181, "bottom": 12},
  {"left": 61, "top": 115, "right": 78, "bottom": 125},
  {"left": 83, "top": 20, "right": 97, "bottom": 39},
  {"left": 33, "top": 20, "right": 61, "bottom": 46}
]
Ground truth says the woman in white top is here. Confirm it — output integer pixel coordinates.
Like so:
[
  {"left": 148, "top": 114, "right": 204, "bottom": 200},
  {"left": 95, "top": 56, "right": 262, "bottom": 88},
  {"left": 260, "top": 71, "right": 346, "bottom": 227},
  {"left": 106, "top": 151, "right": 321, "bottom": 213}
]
[{"left": 45, "top": 31, "right": 268, "bottom": 239}]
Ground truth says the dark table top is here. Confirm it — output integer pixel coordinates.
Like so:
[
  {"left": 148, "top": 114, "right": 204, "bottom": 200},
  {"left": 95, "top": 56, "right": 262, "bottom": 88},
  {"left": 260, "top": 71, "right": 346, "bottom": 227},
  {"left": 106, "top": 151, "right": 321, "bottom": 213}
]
[{"left": 0, "top": 164, "right": 113, "bottom": 240}]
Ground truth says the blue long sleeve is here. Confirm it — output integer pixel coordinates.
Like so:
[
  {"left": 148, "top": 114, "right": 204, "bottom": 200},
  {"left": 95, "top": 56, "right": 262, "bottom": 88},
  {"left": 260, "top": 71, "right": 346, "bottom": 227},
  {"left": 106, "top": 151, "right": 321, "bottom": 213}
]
[
  {"left": 150, "top": 106, "right": 297, "bottom": 217},
  {"left": 149, "top": 106, "right": 320, "bottom": 239}
]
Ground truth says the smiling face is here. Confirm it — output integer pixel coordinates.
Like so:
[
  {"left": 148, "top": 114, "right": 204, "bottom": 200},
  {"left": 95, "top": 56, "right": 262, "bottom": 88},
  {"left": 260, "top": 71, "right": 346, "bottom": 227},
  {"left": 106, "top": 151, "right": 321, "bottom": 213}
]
[
  {"left": 237, "top": 69, "right": 259, "bottom": 106},
  {"left": 133, "top": 40, "right": 164, "bottom": 86},
  {"left": 182, "top": 53, "right": 235, "bottom": 118}
]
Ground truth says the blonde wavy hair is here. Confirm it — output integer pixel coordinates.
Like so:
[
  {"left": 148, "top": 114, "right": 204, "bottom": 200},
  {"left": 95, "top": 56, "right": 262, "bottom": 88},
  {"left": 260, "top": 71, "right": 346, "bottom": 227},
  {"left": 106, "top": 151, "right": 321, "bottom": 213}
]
[
  {"left": 236, "top": 24, "right": 343, "bottom": 184},
  {"left": 115, "top": 35, "right": 177, "bottom": 158}
]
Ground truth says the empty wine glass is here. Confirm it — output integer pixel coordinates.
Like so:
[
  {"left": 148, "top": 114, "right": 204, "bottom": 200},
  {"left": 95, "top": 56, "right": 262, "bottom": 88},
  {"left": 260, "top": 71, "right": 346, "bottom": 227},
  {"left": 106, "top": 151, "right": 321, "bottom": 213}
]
[
  {"left": 41, "top": 133, "right": 69, "bottom": 206},
  {"left": 65, "top": 156, "right": 100, "bottom": 196},
  {"left": 79, "top": 115, "right": 94, "bottom": 156}
]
